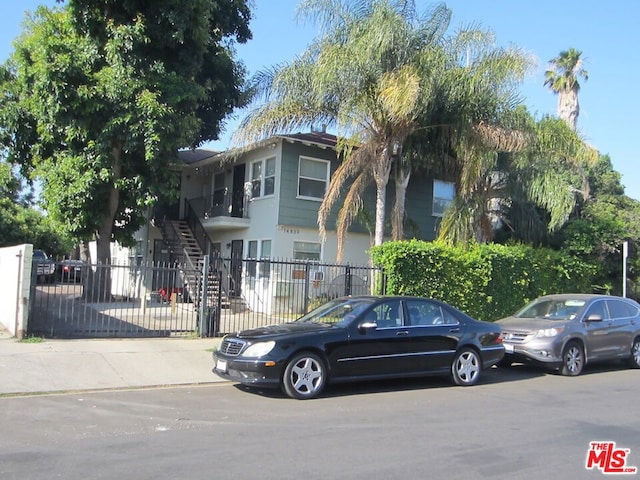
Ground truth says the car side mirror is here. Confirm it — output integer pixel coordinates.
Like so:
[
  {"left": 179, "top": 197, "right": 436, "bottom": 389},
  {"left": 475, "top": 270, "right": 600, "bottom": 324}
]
[
  {"left": 358, "top": 321, "right": 377, "bottom": 333},
  {"left": 585, "top": 314, "right": 603, "bottom": 322}
]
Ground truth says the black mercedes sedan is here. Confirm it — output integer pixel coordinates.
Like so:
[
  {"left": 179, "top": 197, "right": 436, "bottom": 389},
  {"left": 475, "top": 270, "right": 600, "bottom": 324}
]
[{"left": 212, "top": 296, "right": 504, "bottom": 399}]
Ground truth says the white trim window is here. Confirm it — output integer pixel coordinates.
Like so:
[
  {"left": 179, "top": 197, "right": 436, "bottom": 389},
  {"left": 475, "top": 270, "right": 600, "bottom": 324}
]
[
  {"left": 247, "top": 239, "right": 272, "bottom": 278},
  {"left": 293, "top": 241, "right": 321, "bottom": 261},
  {"left": 251, "top": 157, "right": 275, "bottom": 199},
  {"left": 298, "top": 157, "right": 329, "bottom": 200},
  {"left": 432, "top": 179, "right": 455, "bottom": 217}
]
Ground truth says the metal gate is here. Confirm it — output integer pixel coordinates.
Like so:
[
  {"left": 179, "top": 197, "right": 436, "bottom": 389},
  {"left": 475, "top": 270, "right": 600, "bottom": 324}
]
[{"left": 27, "top": 262, "right": 204, "bottom": 338}]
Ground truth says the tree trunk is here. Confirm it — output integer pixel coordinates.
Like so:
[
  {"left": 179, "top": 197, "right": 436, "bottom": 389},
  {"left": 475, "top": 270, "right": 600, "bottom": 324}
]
[
  {"left": 79, "top": 241, "right": 91, "bottom": 263},
  {"left": 86, "top": 143, "right": 122, "bottom": 302},
  {"left": 558, "top": 89, "right": 579, "bottom": 130},
  {"left": 391, "top": 160, "right": 411, "bottom": 241},
  {"left": 373, "top": 152, "right": 393, "bottom": 247}
]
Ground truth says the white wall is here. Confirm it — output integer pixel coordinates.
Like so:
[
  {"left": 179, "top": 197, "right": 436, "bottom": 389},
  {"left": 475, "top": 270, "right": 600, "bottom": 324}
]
[
  {"left": 270, "top": 226, "right": 372, "bottom": 266},
  {"left": 0, "top": 244, "right": 33, "bottom": 338}
]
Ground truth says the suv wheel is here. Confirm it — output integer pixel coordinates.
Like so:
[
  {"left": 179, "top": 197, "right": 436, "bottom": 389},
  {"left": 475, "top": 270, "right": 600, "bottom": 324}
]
[{"left": 561, "top": 341, "right": 584, "bottom": 376}]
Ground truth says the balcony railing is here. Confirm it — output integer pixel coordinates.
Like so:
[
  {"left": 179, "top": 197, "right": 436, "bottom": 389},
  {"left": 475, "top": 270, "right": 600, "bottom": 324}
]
[{"left": 188, "top": 190, "right": 250, "bottom": 221}]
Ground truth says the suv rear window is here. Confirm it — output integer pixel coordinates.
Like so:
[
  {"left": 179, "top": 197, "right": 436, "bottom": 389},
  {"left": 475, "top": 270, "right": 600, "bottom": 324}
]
[{"left": 606, "top": 299, "right": 640, "bottom": 319}]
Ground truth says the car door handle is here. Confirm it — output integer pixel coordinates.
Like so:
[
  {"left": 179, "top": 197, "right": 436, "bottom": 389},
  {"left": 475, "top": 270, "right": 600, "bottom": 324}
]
[
  {"left": 449, "top": 328, "right": 460, "bottom": 333},
  {"left": 396, "top": 330, "right": 409, "bottom": 336}
]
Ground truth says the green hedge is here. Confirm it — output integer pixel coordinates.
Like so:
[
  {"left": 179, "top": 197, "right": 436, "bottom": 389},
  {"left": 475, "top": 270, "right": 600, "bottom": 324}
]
[{"left": 370, "top": 240, "right": 598, "bottom": 322}]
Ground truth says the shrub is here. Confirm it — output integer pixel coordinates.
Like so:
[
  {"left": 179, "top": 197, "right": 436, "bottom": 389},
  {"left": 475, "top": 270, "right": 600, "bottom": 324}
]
[{"left": 371, "top": 240, "right": 596, "bottom": 321}]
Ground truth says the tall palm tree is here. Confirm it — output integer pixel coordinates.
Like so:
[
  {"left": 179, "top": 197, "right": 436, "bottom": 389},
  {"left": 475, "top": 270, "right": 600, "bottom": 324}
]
[
  {"left": 233, "top": 0, "right": 453, "bottom": 259},
  {"left": 391, "top": 27, "right": 533, "bottom": 242},
  {"left": 543, "top": 48, "right": 588, "bottom": 130}
]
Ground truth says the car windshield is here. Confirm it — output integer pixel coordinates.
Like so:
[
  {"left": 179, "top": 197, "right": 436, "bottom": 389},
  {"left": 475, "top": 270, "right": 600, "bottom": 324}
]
[
  {"left": 515, "top": 299, "right": 586, "bottom": 320},
  {"left": 295, "top": 298, "right": 375, "bottom": 327},
  {"left": 33, "top": 250, "right": 47, "bottom": 259}
]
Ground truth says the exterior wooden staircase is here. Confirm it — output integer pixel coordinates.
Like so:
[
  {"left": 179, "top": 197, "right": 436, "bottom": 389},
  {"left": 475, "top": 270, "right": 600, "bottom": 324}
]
[{"left": 160, "top": 220, "right": 230, "bottom": 309}]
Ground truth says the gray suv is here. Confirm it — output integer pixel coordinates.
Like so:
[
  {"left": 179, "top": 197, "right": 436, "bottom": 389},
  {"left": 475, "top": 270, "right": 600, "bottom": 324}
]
[
  {"left": 33, "top": 249, "right": 56, "bottom": 284},
  {"left": 497, "top": 294, "right": 640, "bottom": 376}
]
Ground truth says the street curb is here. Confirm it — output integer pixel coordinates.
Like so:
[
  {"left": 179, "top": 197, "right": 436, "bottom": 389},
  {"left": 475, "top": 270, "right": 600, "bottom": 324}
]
[{"left": 0, "top": 380, "right": 230, "bottom": 399}]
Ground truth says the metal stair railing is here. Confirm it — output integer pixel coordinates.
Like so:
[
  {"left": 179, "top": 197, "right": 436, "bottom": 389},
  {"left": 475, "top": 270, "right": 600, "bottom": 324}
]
[
  {"left": 159, "top": 218, "right": 229, "bottom": 310},
  {"left": 185, "top": 198, "right": 214, "bottom": 257},
  {"left": 168, "top": 221, "right": 205, "bottom": 306}
]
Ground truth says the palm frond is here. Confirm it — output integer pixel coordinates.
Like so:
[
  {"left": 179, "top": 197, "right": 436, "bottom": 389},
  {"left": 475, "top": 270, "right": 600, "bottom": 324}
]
[
  {"left": 335, "top": 169, "right": 371, "bottom": 260},
  {"left": 436, "top": 196, "right": 476, "bottom": 246},
  {"left": 318, "top": 145, "right": 371, "bottom": 241}
]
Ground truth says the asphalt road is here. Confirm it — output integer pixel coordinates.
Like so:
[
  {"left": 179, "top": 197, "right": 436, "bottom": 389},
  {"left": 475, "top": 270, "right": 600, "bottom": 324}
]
[{"left": 1, "top": 363, "right": 638, "bottom": 480}]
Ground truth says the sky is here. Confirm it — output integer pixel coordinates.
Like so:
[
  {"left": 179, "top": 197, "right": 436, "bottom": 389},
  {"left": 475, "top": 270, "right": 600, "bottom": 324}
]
[{"left": 2, "top": 1, "right": 639, "bottom": 199}]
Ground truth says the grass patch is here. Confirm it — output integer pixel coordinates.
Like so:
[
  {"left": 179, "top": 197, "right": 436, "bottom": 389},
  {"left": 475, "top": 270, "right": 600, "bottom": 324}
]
[{"left": 19, "top": 335, "right": 45, "bottom": 343}]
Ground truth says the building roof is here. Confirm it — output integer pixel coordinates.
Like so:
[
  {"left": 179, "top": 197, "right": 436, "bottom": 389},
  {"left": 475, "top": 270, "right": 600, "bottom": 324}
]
[
  {"left": 177, "top": 148, "right": 220, "bottom": 165},
  {"left": 177, "top": 131, "right": 339, "bottom": 168},
  {"left": 279, "top": 131, "right": 337, "bottom": 149}
]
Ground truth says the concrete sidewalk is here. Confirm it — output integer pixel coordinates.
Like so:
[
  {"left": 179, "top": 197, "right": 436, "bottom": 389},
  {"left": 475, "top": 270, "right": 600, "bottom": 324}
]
[{"left": 0, "top": 326, "right": 225, "bottom": 396}]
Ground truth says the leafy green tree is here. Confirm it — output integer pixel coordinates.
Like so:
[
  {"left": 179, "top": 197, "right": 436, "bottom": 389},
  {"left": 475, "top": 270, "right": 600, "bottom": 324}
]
[
  {"left": 0, "top": 1, "right": 251, "bottom": 296},
  {"left": 543, "top": 48, "right": 588, "bottom": 130},
  {"left": 0, "top": 201, "right": 73, "bottom": 257},
  {"left": 0, "top": 160, "right": 20, "bottom": 202},
  {"left": 556, "top": 155, "right": 640, "bottom": 296},
  {"left": 0, "top": 159, "right": 72, "bottom": 255}
]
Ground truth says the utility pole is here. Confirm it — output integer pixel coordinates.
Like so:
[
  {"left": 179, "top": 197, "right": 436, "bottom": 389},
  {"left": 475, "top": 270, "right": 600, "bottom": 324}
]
[{"left": 623, "top": 241, "right": 628, "bottom": 298}]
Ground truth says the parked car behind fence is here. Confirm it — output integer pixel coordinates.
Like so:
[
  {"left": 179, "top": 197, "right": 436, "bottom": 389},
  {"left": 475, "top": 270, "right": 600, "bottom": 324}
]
[
  {"left": 57, "top": 259, "right": 85, "bottom": 283},
  {"left": 33, "top": 249, "right": 56, "bottom": 284}
]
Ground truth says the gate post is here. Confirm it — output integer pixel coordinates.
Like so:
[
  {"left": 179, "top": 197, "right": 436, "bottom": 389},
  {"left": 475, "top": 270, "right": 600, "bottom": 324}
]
[
  {"left": 303, "top": 262, "right": 310, "bottom": 313},
  {"left": 213, "top": 268, "right": 222, "bottom": 337},
  {"left": 199, "top": 255, "right": 209, "bottom": 337},
  {"left": 345, "top": 264, "right": 352, "bottom": 296}
]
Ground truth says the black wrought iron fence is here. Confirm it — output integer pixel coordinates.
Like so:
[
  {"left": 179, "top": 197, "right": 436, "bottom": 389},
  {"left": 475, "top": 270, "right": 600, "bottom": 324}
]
[
  {"left": 210, "top": 257, "right": 386, "bottom": 335},
  {"left": 27, "top": 257, "right": 386, "bottom": 338}
]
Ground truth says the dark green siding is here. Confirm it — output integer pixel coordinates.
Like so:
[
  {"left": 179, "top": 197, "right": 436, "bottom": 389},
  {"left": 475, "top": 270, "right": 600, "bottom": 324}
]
[
  {"left": 277, "top": 140, "right": 438, "bottom": 240},
  {"left": 278, "top": 141, "right": 340, "bottom": 229},
  {"left": 404, "top": 176, "right": 438, "bottom": 240}
]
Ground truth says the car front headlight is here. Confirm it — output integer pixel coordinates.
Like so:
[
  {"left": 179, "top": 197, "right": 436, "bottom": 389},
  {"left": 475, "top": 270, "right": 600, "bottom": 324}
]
[
  {"left": 534, "top": 327, "right": 564, "bottom": 338},
  {"left": 241, "top": 341, "right": 276, "bottom": 358}
]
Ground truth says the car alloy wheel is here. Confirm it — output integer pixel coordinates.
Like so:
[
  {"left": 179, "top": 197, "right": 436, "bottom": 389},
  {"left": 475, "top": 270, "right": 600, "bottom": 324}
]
[
  {"left": 282, "top": 352, "right": 326, "bottom": 400},
  {"left": 561, "top": 341, "right": 584, "bottom": 376},
  {"left": 451, "top": 348, "right": 481, "bottom": 386},
  {"left": 628, "top": 338, "right": 640, "bottom": 369}
]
